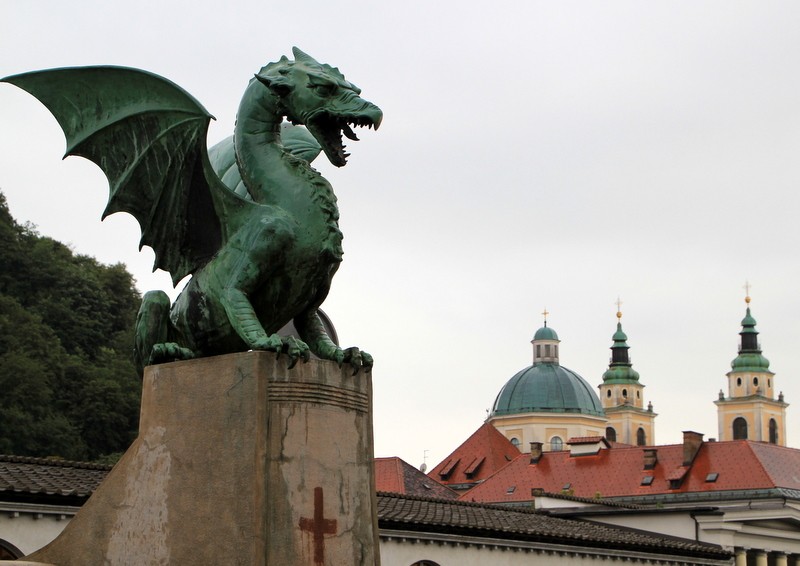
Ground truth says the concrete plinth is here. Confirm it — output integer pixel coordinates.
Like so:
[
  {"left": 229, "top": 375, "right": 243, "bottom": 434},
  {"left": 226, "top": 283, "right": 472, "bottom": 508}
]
[{"left": 26, "top": 352, "right": 380, "bottom": 565}]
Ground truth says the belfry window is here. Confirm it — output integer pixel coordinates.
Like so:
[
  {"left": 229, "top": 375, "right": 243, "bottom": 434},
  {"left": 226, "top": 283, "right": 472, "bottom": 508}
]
[
  {"left": 636, "top": 427, "right": 646, "bottom": 446},
  {"left": 733, "top": 417, "right": 748, "bottom": 440},
  {"left": 605, "top": 427, "right": 617, "bottom": 442},
  {"left": 769, "top": 419, "right": 778, "bottom": 444}
]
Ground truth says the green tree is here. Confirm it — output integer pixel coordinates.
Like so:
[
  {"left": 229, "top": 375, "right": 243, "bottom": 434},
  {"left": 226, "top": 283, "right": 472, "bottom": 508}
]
[{"left": 0, "top": 191, "right": 142, "bottom": 461}]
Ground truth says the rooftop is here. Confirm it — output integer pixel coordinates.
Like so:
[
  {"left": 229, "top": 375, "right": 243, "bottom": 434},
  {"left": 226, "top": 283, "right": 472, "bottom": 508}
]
[
  {"left": 374, "top": 457, "right": 457, "bottom": 500},
  {"left": 378, "top": 492, "right": 730, "bottom": 560},
  {"left": 460, "top": 439, "right": 800, "bottom": 505},
  {"left": 428, "top": 422, "right": 520, "bottom": 488}
]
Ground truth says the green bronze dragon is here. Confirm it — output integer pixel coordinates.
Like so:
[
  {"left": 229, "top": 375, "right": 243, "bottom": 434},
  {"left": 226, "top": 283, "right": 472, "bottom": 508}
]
[{"left": 3, "top": 47, "right": 381, "bottom": 375}]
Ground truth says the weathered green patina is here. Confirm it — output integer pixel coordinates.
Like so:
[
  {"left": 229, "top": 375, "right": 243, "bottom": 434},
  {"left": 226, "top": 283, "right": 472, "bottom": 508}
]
[{"left": 3, "top": 48, "right": 381, "bottom": 375}]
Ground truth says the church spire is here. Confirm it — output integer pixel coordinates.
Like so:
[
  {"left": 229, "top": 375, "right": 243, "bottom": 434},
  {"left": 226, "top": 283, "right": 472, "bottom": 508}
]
[
  {"left": 731, "top": 286, "right": 770, "bottom": 372},
  {"left": 598, "top": 298, "right": 655, "bottom": 446},
  {"left": 602, "top": 299, "right": 640, "bottom": 383},
  {"left": 716, "top": 283, "right": 786, "bottom": 444}
]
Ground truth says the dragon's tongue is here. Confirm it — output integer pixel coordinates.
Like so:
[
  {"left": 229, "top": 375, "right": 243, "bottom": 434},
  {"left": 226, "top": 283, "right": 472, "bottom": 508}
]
[{"left": 342, "top": 123, "right": 360, "bottom": 141}]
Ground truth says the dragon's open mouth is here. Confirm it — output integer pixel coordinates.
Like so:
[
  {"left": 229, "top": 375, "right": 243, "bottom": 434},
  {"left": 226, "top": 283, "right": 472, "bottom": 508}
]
[{"left": 306, "top": 112, "right": 379, "bottom": 167}]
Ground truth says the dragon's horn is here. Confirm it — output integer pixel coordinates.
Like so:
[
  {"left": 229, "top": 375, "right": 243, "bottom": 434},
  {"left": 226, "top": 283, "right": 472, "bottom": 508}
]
[{"left": 292, "top": 47, "right": 321, "bottom": 67}]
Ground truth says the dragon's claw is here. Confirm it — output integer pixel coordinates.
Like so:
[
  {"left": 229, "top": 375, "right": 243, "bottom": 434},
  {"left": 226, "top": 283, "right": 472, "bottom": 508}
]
[
  {"left": 335, "top": 346, "right": 372, "bottom": 376},
  {"left": 252, "top": 334, "right": 310, "bottom": 369},
  {"left": 149, "top": 343, "right": 195, "bottom": 365},
  {"left": 283, "top": 336, "right": 310, "bottom": 369}
]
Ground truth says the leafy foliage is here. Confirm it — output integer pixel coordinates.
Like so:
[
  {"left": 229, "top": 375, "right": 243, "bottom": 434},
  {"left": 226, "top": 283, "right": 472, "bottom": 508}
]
[{"left": 0, "top": 192, "right": 141, "bottom": 461}]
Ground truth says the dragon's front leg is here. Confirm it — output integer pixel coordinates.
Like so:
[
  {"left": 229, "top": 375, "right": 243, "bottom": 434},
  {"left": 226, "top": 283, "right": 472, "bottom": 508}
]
[
  {"left": 220, "top": 287, "right": 310, "bottom": 367},
  {"left": 295, "top": 309, "right": 373, "bottom": 375},
  {"left": 215, "top": 216, "right": 311, "bottom": 368}
]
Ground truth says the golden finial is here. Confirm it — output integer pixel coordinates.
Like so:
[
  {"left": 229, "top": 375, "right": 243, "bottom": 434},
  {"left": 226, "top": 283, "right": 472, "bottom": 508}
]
[
  {"left": 743, "top": 280, "right": 751, "bottom": 304},
  {"left": 542, "top": 307, "right": 549, "bottom": 326},
  {"left": 615, "top": 296, "right": 623, "bottom": 319}
]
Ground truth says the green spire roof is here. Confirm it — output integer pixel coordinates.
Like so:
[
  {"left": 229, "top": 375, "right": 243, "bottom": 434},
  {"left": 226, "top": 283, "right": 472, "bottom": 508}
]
[
  {"left": 731, "top": 305, "right": 770, "bottom": 372},
  {"left": 602, "top": 319, "right": 640, "bottom": 384}
]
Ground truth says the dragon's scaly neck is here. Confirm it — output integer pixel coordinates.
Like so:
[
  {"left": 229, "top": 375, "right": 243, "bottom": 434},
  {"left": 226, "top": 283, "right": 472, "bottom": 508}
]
[{"left": 234, "top": 80, "right": 342, "bottom": 261}]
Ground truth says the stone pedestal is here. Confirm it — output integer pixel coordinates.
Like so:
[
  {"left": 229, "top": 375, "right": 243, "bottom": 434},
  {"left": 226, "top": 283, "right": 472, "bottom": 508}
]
[{"left": 26, "top": 352, "right": 380, "bottom": 565}]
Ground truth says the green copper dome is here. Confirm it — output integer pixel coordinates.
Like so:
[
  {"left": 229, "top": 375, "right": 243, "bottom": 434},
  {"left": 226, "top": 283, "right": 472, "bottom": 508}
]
[
  {"left": 533, "top": 325, "right": 559, "bottom": 341},
  {"left": 491, "top": 363, "right": 605, "bottom": 417}
]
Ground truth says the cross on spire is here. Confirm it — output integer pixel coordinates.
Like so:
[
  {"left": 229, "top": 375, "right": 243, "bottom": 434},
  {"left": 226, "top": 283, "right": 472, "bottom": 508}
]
[
  {"left": 542, "top": 308, "right": 549, "bottom": 327},
  {"left": 615, "top": 296, "right": 623, "bottom": 319},
  {"left": 743, "top": 280, "right": 752, "bottom": 304}
]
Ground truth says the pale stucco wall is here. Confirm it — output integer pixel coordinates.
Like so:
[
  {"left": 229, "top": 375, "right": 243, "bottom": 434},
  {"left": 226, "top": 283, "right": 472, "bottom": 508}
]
[{"left": 0, "top": 508, "right": 74, "bottom": 558}]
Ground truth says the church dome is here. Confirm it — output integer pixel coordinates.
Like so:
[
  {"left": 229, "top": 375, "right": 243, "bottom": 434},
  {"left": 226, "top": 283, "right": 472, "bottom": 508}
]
[
  {"left": 533, "top": 326, "right": 559, "bottom": 341},
  {"left": 491, "top": 364, "right": 604, "bottom": 417}
]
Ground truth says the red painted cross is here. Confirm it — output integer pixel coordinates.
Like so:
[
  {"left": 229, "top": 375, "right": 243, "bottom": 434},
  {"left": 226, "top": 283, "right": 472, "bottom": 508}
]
[{"left": 299, "top": 486, "right": 337, "bottom": 565}]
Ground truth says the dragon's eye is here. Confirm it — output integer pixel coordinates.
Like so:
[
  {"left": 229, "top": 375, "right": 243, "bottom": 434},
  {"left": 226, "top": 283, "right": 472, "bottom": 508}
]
[{"left": 308, "top": 80, "right": 337, "bottom": 97}]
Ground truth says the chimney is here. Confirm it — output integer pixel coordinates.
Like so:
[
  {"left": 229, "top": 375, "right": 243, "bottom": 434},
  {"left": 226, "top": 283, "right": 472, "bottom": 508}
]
[
  {"left": 643, "top": 448, "right": 658, "bottom": 470},
  {"left": 530, "top": 442, "right": 543, "bottom": 464},
  {"left": 682, "top": 431, "right": 704, "bottom": 466}
]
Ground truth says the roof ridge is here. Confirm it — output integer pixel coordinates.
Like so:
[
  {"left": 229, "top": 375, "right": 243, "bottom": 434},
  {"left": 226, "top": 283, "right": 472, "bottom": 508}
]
[
  {"left": 378, "top": 490, "right": 544, "bottom": 515},
  {"left": 0, "top": 454, "right": 113, "bottom": 471},
  {"left": 739, "top": 440, "right": 776, "bottom": 485}
]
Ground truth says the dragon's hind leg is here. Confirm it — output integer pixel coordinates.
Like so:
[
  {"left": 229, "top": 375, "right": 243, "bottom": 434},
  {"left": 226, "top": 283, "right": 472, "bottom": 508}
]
[{"left": 134, "top": 290, "right": 194, "bottom": 376}]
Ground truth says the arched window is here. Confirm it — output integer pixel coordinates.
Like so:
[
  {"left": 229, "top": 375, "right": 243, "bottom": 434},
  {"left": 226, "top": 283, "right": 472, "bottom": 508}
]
[
  {"left": 607, "top": 389, "right": 612, "bottom": 397},
  {"left": 0, "top": 539, "right": 23, "bottom": 560},
  {"left": 510, "top": 437, "right": 520, "bottom": 448},
  {"left": 636, "top": 427, "right": 646, "bottom": 446},
  {"left": 736, "top": 377, "right": 742, "bottom": 386},
  {"left": 411, "top": 561, "right": 441, "bottom": 566},
  {"left": 622, "top": 388, "right": 628, "bottom": 398},
  {"left": 550, "top": 436, "right": 563, "bottom": 451},
  {"left": 733, "top": 417, "right": 748, "bottom": 440},
  {"left": 605, "top": 427, "right": 617, "bottom": 442},
  {"left": 753, "top": 377, "right": 759, "bottom": 387},
  {"left": 769, "top": 419, "right": 778, "bottom": 444}
]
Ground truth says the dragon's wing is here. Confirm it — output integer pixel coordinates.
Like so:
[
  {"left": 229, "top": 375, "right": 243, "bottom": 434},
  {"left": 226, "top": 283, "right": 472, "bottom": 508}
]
[{"left": 3, "top": 66, "right": 245, "bottom": 286}]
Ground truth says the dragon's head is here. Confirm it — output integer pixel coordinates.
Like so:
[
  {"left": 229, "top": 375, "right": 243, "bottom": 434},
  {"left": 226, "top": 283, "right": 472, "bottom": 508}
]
[{"left": 256, "top": 47, "right": 382, "bottom": 167}]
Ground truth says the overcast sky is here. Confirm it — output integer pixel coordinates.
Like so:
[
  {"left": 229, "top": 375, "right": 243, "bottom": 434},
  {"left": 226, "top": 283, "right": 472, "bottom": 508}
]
[{"left": 2, "top": 1, "right": 800, "bottom": 470}]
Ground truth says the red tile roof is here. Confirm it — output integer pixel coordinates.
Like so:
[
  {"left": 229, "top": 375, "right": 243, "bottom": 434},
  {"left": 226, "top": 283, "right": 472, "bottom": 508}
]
[
  {"left": 460, "top": 440, "right": 800, "bottom": 504},
  {"left": 428, "top": 422, "right": 520, "bottom": 488},
  {"left": 377, "top": 492, "right": 730, "bottom": 560},
  {"left": 0, "top": 455, "right": 111, "bottom": 503},
  {"left": 374, "top": 457, "right": 457, "bottom": 500}
]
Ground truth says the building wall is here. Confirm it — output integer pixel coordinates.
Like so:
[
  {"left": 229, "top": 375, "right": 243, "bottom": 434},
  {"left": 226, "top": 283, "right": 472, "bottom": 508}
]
[
  {"left": 716, "top": 398, "right": 786, "bottom": 444},
  {"left": 0, "top": 503, "right": 77, "bottom": 558},
  {"left": 490, "top": 413, "right": 608, "bottom": 452},
  {"left": 379, "top": 531, "right": 727, "bottom": 566},
  {"left": 605, "top": 409, "right": 655, "bottom": 445}
]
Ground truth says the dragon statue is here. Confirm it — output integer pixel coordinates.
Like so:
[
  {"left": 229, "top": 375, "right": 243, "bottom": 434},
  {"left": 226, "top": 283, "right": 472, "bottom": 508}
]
[{"left": 3, "top": 47, "right": 381, "bottom": 375}]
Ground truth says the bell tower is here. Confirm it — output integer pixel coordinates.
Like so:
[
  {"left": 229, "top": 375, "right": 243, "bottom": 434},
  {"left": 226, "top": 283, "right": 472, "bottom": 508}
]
[
  {"left": 714, "top": 285, "right": 788, "bottom": 444},
  {"left": 598, "top": 299, "right": 656, "bottom": 446}
]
